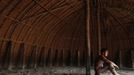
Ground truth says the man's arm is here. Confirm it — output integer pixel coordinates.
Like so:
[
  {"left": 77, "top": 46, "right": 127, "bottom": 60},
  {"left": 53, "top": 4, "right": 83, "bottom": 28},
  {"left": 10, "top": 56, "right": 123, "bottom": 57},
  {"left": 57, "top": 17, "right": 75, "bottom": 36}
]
[
  {"left": 101, "top": 56, "right": 119, "bottom": 69},
  {"left": 101, "top": 55, "right": 111, "bottom": 63}
]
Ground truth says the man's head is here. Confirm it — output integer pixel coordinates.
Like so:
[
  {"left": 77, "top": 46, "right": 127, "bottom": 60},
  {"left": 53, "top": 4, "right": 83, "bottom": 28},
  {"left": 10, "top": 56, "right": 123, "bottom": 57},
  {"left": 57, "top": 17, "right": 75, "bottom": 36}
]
[{"left": 100, "top": 48, "right": 108, "bottom": 57}]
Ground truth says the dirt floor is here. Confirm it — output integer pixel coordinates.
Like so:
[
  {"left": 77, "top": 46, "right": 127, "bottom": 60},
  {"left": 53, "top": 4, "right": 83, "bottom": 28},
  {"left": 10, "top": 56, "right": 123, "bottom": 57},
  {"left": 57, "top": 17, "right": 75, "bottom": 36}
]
[{"left": 0, "top": 67, "right": 133, "bottom": 75}]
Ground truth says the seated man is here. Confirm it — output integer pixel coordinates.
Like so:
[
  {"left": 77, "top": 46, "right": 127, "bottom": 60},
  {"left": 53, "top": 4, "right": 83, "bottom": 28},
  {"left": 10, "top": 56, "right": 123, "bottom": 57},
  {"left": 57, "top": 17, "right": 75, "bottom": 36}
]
[{"left": 94, "top": 48, "right": 120, "bottom": 75}]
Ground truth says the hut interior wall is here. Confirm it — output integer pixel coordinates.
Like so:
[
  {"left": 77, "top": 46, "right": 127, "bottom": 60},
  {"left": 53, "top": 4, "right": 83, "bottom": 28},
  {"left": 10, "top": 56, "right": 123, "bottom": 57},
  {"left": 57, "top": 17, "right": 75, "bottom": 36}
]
[{"left": 0, "top": 0, "right": 134, "bottom": 69}]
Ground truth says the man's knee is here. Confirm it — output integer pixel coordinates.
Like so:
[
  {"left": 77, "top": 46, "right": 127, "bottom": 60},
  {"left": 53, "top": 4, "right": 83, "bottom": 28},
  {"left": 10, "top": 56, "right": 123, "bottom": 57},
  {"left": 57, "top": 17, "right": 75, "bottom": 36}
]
[{"left": 107, "top": 63, "right": 115, "bottom": 70}]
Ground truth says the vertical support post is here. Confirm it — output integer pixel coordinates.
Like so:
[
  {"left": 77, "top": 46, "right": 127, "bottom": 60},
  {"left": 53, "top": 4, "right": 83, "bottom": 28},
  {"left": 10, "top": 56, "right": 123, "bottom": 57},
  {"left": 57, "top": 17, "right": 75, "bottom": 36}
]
[
  {"left": 16, "top": 43, "right": 21, "bottom": 68},
  {"left": 78, "top": 50, "right": 80, "bottom": 66},
  {"left": 86, "top": 0, "right": 91, "bottom": 75},
  {"left": 132, "top": 50, "right": 134, "bottom": 68},
  {"left": 97, "top": 0, "right": 101, "bottom": 53},
  {"left": 6, "top": 40, "right": 12, "bottom": 69}
]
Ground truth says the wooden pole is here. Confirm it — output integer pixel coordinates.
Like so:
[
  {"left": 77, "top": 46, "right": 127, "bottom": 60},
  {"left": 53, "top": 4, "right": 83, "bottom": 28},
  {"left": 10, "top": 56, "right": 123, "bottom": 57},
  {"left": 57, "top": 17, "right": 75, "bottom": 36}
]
[
  {"left": 132, "top": 50, "right": 134, "bottom": 68},
  {"left": 86, "top": 0, "right": 91, "bottom": 75},
  {"left": 97, "top": 0, "right": 101, "bottom": 54}
]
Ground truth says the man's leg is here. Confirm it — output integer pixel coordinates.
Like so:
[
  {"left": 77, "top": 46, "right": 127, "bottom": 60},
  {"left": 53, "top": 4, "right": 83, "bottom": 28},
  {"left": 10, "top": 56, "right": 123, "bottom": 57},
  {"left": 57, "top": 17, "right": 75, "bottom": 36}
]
[{"left": 108, "top": 63, "right": 119, "bottom": 75}]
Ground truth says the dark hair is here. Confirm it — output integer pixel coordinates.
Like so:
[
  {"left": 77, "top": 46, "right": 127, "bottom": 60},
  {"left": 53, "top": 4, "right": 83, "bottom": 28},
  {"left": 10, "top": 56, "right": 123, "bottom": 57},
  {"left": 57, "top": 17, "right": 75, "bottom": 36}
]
[{"left": 100, "top": 48, "right": 108, "bottom": 53}]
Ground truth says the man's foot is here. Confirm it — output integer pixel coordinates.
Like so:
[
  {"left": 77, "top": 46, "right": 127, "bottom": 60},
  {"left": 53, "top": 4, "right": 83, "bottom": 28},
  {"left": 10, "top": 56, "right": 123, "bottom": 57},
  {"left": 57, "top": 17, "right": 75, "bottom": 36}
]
[{"left": 115, "top": 73, "right": 120, "bottom": 75}]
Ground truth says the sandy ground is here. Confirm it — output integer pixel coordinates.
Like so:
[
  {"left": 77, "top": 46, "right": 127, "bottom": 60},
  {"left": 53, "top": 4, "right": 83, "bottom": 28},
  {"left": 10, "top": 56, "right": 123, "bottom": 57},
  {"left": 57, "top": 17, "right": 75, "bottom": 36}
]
[{"left": 0, "top": 67, "right": 133, "bottom": 75}]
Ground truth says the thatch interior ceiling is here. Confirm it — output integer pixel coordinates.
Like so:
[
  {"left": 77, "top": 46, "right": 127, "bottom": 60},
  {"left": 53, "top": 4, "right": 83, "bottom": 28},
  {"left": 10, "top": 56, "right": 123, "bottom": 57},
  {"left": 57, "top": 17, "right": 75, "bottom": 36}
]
[{"left": 0, "top": 0, "right": 86, "bottom": 50}]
